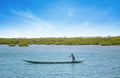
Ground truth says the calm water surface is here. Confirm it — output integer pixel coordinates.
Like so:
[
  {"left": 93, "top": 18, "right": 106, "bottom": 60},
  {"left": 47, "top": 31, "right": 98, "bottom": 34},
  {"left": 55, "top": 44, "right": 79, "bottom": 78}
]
[{"left": 0, "top": 45, "right": 120, "bottom": 78}]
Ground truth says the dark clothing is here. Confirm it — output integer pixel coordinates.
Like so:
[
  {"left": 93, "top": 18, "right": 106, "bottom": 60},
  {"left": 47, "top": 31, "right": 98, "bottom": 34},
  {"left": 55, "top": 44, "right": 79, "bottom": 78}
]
[{"left": 70, "top": 54, "right": 76, "bottom": 62}]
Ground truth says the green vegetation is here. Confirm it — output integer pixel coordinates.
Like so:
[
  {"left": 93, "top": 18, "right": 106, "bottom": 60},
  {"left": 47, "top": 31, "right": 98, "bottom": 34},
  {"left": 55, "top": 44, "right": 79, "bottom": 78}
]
[
  {"left": 0, "top": 36, "right": 120, "bottom": 47},
  {"left": 18, "top": 42, "right": 28, "bottom": 47},
  {"left": 9, "top": 43, "right": 16, "bottom": 47}
]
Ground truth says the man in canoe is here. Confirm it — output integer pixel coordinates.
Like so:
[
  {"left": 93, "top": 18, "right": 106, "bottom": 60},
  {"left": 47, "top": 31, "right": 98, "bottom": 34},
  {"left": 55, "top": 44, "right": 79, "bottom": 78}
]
[{"left": 69, "top": 53, "right": 76, "bottom": 62}]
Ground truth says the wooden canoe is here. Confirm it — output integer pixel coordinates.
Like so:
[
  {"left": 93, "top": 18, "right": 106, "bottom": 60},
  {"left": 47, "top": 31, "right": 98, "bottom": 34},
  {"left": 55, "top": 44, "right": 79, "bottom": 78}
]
[{"left": 23, "top": 60, "right": 83, "bottom": 64}]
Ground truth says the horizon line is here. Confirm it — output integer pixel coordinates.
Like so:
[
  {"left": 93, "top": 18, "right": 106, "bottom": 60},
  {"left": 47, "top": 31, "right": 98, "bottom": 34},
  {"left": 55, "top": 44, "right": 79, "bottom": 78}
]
[{"left": 0, "top": 35, "right": 120, "bottom": 38}]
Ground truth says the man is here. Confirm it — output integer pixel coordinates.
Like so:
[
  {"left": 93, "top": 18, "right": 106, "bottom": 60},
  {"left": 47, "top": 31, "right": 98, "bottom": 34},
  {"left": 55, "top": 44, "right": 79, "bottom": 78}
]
[{"left": 69, "top": 53, "right": 76, "bottom": 62}]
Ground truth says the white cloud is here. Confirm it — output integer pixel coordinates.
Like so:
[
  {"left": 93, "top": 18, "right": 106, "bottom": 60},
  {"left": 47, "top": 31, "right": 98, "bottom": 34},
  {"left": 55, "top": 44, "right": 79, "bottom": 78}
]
[
  {"left": 11, "top": 9, "right": 37, "bottom": 20},
  {"left": 0, "top": 8, "right": 120, "bottom": 38},
  {"left": 0, "top": 9, "right": 54, "bottom": 38}
]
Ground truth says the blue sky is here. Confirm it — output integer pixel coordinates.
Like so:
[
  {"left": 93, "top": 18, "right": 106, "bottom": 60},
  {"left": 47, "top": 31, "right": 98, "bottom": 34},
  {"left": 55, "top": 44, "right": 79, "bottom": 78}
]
[{"left": 0, "top": 0, "right": 120, "bottom": 38}]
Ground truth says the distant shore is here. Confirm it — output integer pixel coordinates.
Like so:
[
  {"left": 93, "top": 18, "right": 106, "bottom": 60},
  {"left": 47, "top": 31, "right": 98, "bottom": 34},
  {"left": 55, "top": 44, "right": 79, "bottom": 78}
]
[{"left": 0, "top": 36, "right": 120, "bottom": 47}]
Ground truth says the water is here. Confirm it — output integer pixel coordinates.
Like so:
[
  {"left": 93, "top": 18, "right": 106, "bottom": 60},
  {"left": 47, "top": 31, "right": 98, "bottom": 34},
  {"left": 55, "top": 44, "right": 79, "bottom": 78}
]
[{"left": 0, "top": 45, "right": 120, "bottom": 78}]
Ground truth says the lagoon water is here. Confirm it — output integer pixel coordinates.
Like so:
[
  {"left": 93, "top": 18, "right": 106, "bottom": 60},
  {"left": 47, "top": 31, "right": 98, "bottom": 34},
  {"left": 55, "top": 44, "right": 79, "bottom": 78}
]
[{"left": 0, "top": 45, "right": 120, "bottom": 78}]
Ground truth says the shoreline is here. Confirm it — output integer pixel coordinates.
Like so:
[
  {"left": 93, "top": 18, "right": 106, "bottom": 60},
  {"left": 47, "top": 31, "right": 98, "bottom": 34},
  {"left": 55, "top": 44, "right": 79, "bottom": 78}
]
[{"left": 0, "top": 44, "right": 120, "bottom": 47}]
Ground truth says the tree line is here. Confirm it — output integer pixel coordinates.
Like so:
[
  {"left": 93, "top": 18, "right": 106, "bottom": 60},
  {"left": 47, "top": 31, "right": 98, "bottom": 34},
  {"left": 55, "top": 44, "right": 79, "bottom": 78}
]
[{"left": 0, "top": 36, "right": 120, "bottom": 47}]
